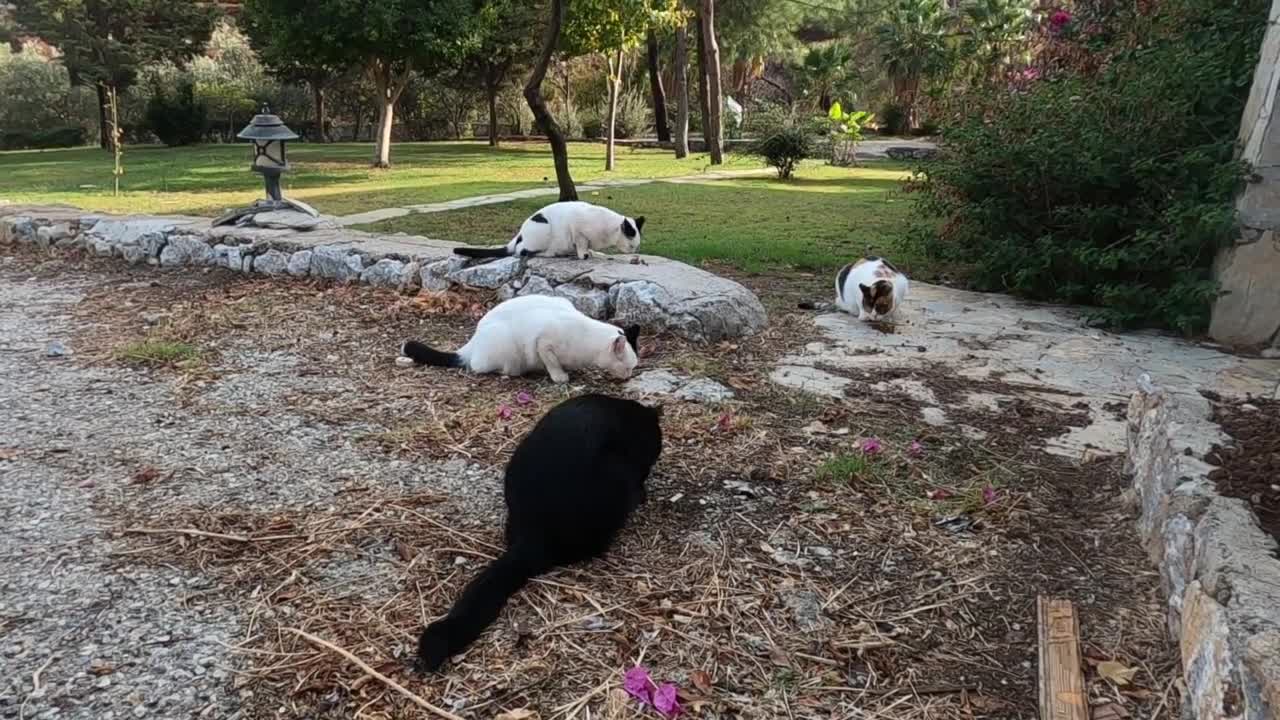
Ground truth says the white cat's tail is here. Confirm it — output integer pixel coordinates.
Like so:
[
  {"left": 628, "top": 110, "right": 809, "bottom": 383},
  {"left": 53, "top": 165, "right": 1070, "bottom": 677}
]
[
  {"left": 401, "top": 340, "right": 465, "bottom": 368},
  {"left": 452, "top": 245, "right": 511, "bottom": 259}
]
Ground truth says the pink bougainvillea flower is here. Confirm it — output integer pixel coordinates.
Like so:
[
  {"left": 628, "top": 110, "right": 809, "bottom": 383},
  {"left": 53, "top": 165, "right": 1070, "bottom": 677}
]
[
  {"left": 497, "top": 404, "right": 513, "bottom": 421},
  {"left": 982, "top": 485, "right": 998, "bottom": 505},
  {"left": 515, "top": 390, "right": 534, "bottom": 405},
  {"left": 860, "top": 437, "right": 883, "bottom": 455},
  {"left": 909, "top": 439, "right": 925, "bottom": 457},
  {"left": 624, "top": 666, "right": 654, "bottom": 704},
  {"left": 1050, "top": 9, "right": 1072, "bottom": 25},
  {"left": 653, "top": 683, "right": 682, "bottom": 717}
]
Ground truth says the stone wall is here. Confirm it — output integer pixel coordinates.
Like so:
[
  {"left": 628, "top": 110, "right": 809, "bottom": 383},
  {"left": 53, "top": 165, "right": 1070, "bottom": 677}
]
[
  {"left": 1211, "top": 0, "right": 1280, "bottom": 351},
  {"left": 1126, "top": 378, "right": 1280, "bottom": 719},
  {"left": 0, "top": 205, "right": 768, "bottom": 343}
]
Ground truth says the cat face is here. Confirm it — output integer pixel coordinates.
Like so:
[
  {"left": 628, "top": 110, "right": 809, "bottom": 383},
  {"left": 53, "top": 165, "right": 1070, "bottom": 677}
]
[
  {"left": 619, "top": 216, "right": 646, "bottom": 253},
  {"left": 859, "top": 280, "right": 896, "bottom": 320},
  {"left": 600, "top": 329, "right": 640, "bottom": 379}
]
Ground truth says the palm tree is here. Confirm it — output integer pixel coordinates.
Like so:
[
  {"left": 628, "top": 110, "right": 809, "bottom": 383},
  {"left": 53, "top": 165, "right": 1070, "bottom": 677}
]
[
  {"left": 800, "top": 42, "right": 855, "bottom": 111},
  {"left": 958, "top": 0, "right": 1033, "bottom": 85},
  {"left": 873, "top": 0, "right": 951, "bottom": 131}
]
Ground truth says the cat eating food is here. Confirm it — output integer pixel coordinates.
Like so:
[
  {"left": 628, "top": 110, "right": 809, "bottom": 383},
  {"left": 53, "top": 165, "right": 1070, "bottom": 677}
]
[
  {"left": 399, "top": 295, "right": 640, "bottom": 383},
  {"left": 415, "top": 393, "right": 663, "bottom": 674},
  {"left": 453, "top": 201, "right": 645, "bottom": 260},
  {"left": 833, "top": 256, "right": 909, "bottom": 322}
]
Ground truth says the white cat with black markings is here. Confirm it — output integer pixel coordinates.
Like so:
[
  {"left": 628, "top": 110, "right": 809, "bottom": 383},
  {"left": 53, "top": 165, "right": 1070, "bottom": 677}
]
[
  {"left": 453, "top": 201, "right": 645, "bottom": 260},
  {"left": 399, "top": 295, "right": 640, "bottom": 383}
]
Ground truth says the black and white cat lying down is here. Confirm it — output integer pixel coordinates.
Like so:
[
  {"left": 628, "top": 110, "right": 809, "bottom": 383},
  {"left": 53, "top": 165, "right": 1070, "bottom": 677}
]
[
  {"left": 453, "top": 201, "right": 645, "bottom": 260},
  {"left": 401, "top": 295, "right": 640, "bottom": 383},
  {"left": 415, "top": 393, "right": 663, "bottom": 673}
]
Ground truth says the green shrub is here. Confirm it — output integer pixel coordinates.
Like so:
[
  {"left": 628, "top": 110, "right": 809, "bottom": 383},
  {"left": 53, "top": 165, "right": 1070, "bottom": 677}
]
[
  {"left": 0, "top": 126, "right": 87, "bottom": 151},
  {"left": 824, "top": 102, "right": 873, "bottom": 166},
  {"left": 877, "top": 103, "right": 909, "bottom": 135},
  {"left": 745, "top": 106, "right": 820, "bottom": 179},
  {"left": 144, "top": 81, "right": 209, "bottom": 147},
  {"left": 614, "top": 89, "right": 651, "bottom": 139},
  {"left": 913, "top": 0, "right": 1267, "bottom": 333}
]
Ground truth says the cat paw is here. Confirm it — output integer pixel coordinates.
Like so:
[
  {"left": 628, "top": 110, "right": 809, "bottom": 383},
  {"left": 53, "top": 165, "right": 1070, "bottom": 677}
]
[
  {"left": 415, "top": 623, "right": 452, "bottom": 675},
  {"left": 549, "top": 371, "right": 571, "bottom": 384}
]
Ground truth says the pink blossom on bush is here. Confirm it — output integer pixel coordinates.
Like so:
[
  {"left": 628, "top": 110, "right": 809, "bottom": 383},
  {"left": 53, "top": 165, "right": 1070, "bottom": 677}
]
[{"left": 1049, "top": 9, "right": 1072, "bottom": 30}]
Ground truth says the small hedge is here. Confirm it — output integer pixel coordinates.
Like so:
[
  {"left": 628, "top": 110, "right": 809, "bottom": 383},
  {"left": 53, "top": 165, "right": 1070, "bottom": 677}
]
[
  {"left": 145, "top": 81, "right": 209, "bottom": 147},
  {"left": 914, "top": 0, "right": 1268, "bottom": 333},
  {"left": 0, "top": 126, "right": 88, "bottom": 151}
]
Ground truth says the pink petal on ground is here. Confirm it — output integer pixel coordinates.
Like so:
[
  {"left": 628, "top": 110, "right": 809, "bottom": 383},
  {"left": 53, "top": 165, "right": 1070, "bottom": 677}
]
[
  {"left": 653, "top": 683, "right": 682, "bottom": 717},
  {"left": 515, "top": 390, "right": 534, "bottom": 405},
  {"left": 860, "top": 437, "right": 883, "bottom": 455},
  {"left": 927, "top": 488, "right": 951, "bottom": 500},
  {"left": 624, "top": 666, "right": 654, "bottom": 704},
  {"left": 982, "top": 485, "right": 998, "bottom": 505},
  {"left": 497, "top": 404, "right": 513, "bottom": 421},
  {"left": 909, "top": 440, "right": 925, "bottom": 456}
]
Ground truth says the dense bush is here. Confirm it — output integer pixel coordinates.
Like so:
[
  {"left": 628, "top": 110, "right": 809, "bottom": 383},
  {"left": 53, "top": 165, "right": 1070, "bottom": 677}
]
[
  {"left": 745, "top": 106, "right": 820, "bottom": 179},
  {"left": 144, "top": 81, "right": 209, "bottom": 147},
  {"left": 914, "top": 0, "right": 1268, "bottom": 333},
  {"left": 0, "top": 127, "right": 88, "bottom": 151},
  {"left": 0, "top": 47, "right": 96, "bottom": 141}
]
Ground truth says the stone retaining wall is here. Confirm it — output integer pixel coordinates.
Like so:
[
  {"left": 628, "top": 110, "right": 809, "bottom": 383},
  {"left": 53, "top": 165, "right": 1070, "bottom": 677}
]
[
  {"left": 0, "top": 205, "right": 767, "bottom": 343},
  {"left": 1126, "top": 377, "right": 1280, "bottom": 719}
]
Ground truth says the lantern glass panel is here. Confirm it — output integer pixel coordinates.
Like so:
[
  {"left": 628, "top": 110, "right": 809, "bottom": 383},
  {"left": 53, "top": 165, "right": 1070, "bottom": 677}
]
[{"left": 252, "top": 139, "right": 287, "bottom": 171}]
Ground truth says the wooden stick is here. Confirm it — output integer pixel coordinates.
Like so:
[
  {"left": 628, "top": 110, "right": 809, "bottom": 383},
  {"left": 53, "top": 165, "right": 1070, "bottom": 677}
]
[
  {"left": 285, "top": 627, "right": 464, "bottom": 720},
  {"left": 1037, "top": 596, "right": 1088, "bottom": 720},
  {"left": 124, "top": 527, "right": 250, "bottom": 543}
]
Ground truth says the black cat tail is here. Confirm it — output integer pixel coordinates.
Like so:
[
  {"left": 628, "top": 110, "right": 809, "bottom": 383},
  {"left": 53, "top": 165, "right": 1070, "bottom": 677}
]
[
  {"left": 400, "top": 340, "right": 464, "bottom": 368},
  {"left": 453, "top": 245, "right": 510, "bottom": 258},
  {"left": 415, "top": 543, "right": 543, "bottom": 673}
]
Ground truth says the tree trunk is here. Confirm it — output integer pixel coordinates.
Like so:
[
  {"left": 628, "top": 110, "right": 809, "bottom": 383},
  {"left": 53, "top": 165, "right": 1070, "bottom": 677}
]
[
  {"left": 525, "top": 0, "right": 577, "bottom": 201},
  {"left": 353, "top": 112, "right": 363, "bottom": 142},
  {"left": 311, "top": 82, "right": 328, "bottom": 143},
  {"left": 486, "top": 68, "right": 500, "bottom": 147},
  {"left": 699, "top": 0, "right": 724, "bottom": 164},
  {"left": 96, "top": 83, "right": 112, "bottom": 150},
  {"left": 605, "top": 48, "right": 623, "bottom": 171},
  {"left": 673, "top": 24, "right": 690, "bottom": 159},
  {"left": 369, "top": 59, "right": 413, "bottom": 168},
  {"left": 646, "top": 29, "right": 670, "bottom": 143},
  {"left": 694, "top": 15, "right": 712, "bottom": 151}
]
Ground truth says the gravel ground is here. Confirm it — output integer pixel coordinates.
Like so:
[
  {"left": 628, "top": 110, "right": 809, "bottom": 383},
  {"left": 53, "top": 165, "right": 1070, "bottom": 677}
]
[{"left": 0, "top": 264, "right": 495, "bottom": 720}]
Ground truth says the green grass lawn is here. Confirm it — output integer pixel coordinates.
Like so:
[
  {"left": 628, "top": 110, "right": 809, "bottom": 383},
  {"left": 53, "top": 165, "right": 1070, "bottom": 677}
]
[
  {"left": 0, "top": 141, "right": 760, "bottom": 218},
  {"left": 362, "top": 162, "right": 921, "bottom": 275}
]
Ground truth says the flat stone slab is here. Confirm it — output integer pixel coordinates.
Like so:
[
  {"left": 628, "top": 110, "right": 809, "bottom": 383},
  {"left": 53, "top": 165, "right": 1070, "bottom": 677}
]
[
  {"left": 0, "top": 204, "right": 766, "bottom": 343},
  {"left": 772, "top": 283, "right": 1279, "bottom": 459}
]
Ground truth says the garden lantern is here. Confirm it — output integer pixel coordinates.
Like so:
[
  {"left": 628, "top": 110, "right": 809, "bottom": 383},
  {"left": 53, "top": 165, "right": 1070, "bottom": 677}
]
[
  {"left": 212, "top": 105, "right": 320, "bottom": 227},
  {"left": 239, "top": 106, "right": 297, "bottom": 202}
]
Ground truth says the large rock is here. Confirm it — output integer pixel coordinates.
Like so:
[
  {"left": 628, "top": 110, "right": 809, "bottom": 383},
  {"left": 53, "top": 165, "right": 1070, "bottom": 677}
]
[
  {"left": 1209, "top": 230, "right": 1280, "bottom": 348},
  {"left": 310, "top": 245, "right": 363, "bottom": 281},
  {"left": 361, "top": 258, "right": 408, "bottom": 288},
  {"left": 448, "top": 256, "right": 523, "bottom": 288},
  {"left": 159, "top": 236, "right": 215, "bottom": 267},
  {"left": 286, "top": 250, "right": 313, "bottom": 276},
  {"left": 555, "top": 281, "right": 611, "bottom": 319},
  {"left": 250, "top": 209, "right": 338, "bottom": 231},
  {"left": 253, "top": 249, "right": 290, "bottom": 275},
  {"left": 0, "top": 216, "right": 35, "bottom": 244}
]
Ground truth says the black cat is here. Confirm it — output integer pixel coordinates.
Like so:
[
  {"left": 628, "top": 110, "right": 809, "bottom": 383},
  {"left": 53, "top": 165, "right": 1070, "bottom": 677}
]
[{"left": 415, "top": 393, "right": 663, "bottom": 673}]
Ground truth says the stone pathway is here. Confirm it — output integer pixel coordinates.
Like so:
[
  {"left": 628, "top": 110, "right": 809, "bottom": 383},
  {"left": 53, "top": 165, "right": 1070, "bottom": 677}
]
[
  {"left": 772, "top": 282, "right": 1280, "bottom": 462},
  {"left": 334, "top": 169, "right": 774, "bottom": 227}
]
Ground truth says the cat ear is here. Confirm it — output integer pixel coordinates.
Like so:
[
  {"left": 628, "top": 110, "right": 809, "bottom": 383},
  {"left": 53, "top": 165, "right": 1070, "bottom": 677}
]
[
  {"left": 612, "top": 334, "right": 629, "bottom": 358},
  {"left": 634, "top": 216, "right": 646, "bottom": 232},
  {"left": 621, "top": 219, "right": 637, "bottom": 239},
  {"left": 624, "top": 324, "right": 641, "bottom": 353},
  {"left": 859, "top": 283, "right": 873, "bottom": 298}
]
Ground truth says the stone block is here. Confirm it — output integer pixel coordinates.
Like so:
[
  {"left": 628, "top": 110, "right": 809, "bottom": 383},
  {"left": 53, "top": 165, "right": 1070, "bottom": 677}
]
[
  {"left": 159, "top": 237, "right": 215, "bottom": 267},
  {"left": 1181, "top": 582, "right": 1241, "bottom": 720},
  {"left": 447, "top": 256, "right": 523, "bottom": 288},
  {"left": 286, "top": 250, "right": 312, "bottom": 276},
  {"left": 555, "top": 281, "right": 611, "bottom": 319},
  {"left": 1243, "top": 632, "right": 1280, "bottom": 718},
  {"left": 361, "top": 258, "right": 408, "bottom": 288},
  {"left": 1210, "top": 230, "right": 1280, "bottom": 348},
  {"left": 252, "top": 249, "right": 290, "bottom": 275},
  {"left": 310, "top": 245, "right": 362, "bottom": 281}
]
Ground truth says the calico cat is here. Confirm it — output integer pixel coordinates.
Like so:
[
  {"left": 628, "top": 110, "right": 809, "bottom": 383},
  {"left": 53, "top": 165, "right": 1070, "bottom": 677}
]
[
  {"left": 400, "top": 295, "right": 640, "bottom": 383},
  {"left": 453, "top": 201, "right": 646, "bottom": 260},
  {"left": 415, "top": 393, "right": 663, "bottom": 673},
  {"left": 829, "top": 256, "right": 909, "bottom": 321}
]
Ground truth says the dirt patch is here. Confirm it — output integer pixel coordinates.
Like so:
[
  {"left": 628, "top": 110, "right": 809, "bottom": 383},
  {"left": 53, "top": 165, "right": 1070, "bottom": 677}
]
[
  {"left": 5, "top": 247, "right": 1178, "bottom": 720},
  {"left": 1206, "top": 395, "right": 1280, "bottom": 545}
]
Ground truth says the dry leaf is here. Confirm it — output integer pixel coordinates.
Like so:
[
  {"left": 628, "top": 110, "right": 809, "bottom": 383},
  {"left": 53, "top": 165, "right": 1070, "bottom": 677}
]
[
  {"left": 132, "top": 466, "right": 160, "bottom": 484},
  {"left": 495, "top": 709, "right": 539, "bottom": 720},
  {"left": 0, "top": 448, "right": 19, "bottom": 461},
  {"left": 690, "top": 669, "right": 713, "bottom": 693},
  {"left": 394, "top": 539, "right": 416, "bottom": 562},
  {"left": 1097, "top": 660, "right": 1138, "bottom": 686}
]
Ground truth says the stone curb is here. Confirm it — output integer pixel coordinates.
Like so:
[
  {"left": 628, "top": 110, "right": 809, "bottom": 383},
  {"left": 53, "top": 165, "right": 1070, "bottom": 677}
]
[
  {"left": 0, "top": 205, "right": 767, "bottom": 343},
  {"left": 1126, "top": 375, "right": 1280, "bottom": 720}
]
